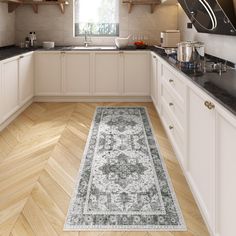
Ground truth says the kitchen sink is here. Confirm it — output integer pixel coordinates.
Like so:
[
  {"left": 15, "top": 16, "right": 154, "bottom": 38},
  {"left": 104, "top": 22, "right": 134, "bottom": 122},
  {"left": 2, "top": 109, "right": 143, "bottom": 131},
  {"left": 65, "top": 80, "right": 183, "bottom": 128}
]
[{"left": 63, "top": 46, "right": 117, "bottom": 50}]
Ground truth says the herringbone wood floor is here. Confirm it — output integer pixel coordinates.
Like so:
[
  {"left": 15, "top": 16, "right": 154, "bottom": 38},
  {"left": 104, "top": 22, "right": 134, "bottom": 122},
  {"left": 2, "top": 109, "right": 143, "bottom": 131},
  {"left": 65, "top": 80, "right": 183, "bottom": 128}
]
[{"left": 0, "top": 102, "right": 209, "bottom": 236}]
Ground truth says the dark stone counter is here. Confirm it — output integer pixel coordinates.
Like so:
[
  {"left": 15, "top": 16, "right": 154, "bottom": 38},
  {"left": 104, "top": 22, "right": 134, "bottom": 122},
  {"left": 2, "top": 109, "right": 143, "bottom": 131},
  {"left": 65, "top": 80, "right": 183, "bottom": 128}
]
[
  {"left": 150, "top": 46, "right": 236, "bottom": 116},
  {"left": 0, "top": 45, "right": 235, "bottom": 116}
]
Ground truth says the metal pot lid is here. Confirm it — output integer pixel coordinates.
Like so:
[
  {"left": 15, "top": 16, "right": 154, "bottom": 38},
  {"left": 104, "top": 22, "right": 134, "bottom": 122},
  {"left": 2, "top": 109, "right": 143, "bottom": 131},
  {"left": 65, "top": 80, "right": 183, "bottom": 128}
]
[{"left": 183, "top": 0, "right": 218, "bottom": 31}]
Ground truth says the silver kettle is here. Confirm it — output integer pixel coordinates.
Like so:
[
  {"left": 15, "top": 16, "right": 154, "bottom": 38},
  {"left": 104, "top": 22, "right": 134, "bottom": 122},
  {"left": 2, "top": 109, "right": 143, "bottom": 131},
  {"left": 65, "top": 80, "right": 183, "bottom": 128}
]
[{"left": 177, "top": 41, "right": 205, "bottom": 63}]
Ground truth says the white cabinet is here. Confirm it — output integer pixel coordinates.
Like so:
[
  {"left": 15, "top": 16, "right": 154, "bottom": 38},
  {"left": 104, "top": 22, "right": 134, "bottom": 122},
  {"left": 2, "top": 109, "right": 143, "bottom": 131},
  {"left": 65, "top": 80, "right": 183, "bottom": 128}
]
[
  {"left": 123, "top": 52, "right": 150, "bottom": 96},
  {"left": 35, "top": 52, "right": 62, "bottom": 96},
  {"left": 1, "top": 57, "right": 19, "bottom": 121},
  {"left": 187, "top": 87, "right": 215, "bottom": 228},
  {"left": 19, "top": 53, "right": 34, "bottom": 105},
  {"left": 93, "top": 52, "right": 121, "bottom": 96},
  {"left": 64, "top": 52, "right": 90, "bottom": 95},
  {"left": 151, "top": 53, "right": 158, "bottom": 106},
  {"left": 0, "top": 63, "right": 3, "bottom": 123},
  {"left": 215, "top": 109, "right": 236, "bottom": 236}
]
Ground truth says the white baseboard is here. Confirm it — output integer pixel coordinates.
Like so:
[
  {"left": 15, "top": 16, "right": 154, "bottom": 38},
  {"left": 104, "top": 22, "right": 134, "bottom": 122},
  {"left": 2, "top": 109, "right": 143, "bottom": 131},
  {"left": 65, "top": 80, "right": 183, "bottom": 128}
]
[
  {"left": 34, "top": 96, "right": 152, "bottom": 103},
  {"left": 0, "top": 99, "right": 33, "bottom": 132}
]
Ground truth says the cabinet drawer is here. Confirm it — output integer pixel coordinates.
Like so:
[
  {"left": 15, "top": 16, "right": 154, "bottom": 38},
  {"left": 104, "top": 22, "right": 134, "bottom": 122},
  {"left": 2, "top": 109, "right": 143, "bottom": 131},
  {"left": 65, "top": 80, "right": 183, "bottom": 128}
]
[
  {"left": 162, "top": 85, "right": 185, "bottom": 129},
  {"left": 161, "top": 103, "right": 184, "bottom": 157},
  {"left": 162, "top": 65, "right": 185, "bottom": 102}
]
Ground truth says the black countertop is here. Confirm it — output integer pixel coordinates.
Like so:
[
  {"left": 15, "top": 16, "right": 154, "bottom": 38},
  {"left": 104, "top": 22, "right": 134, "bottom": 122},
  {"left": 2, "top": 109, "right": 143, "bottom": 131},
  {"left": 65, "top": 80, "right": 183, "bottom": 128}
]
[
  {"left": 0, "top": 46, "right": 36, "bottom": 60},
  {"left": 150, "top": 46, "right": 236, "bottom": 116},
  {"left": 0, "top": 45, "right": 235, "bottom": 116}
]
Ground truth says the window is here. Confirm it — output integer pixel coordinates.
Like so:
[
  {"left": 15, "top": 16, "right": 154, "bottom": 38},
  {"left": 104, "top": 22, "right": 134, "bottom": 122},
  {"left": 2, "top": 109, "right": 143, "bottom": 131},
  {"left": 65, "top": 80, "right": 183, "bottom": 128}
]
[{"left": 74, "top": 0, "right": 119, "bottom": 37}]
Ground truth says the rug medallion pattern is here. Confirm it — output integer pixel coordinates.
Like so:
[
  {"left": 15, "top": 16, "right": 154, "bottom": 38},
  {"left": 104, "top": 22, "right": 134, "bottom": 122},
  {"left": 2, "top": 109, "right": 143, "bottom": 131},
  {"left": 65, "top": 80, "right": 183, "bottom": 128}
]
[{"left": 65, "top": 107, "right": 186, "bottom": 231}]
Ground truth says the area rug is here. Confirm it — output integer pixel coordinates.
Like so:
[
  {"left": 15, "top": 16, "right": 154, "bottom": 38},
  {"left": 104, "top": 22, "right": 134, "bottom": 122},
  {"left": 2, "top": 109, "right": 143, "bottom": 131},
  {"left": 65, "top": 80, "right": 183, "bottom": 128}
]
[{"left": 64, "top": 107, "right": 186, "bottom": 231}]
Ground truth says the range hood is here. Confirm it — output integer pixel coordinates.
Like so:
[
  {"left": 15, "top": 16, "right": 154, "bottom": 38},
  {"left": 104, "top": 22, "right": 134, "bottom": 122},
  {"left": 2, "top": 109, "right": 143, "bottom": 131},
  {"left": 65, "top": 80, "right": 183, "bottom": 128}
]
[{"left": 178, "top": 0, "right": 236, "bottom": 35}]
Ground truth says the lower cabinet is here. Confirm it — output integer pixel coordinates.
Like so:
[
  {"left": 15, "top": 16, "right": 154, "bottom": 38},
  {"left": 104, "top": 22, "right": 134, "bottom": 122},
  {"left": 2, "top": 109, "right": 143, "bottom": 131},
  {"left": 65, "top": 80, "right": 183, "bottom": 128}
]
[
  {"left": 64, "top": 52, "right": 90, "bottom": 95},
  {"left": 151, "top": 52, "right": 158, "bottom": 107},
  {"left": 93, "top": 52, "right": 121, "bottom": 96},
  {"left": 1, "top": 57, "right": 19, "bottom": 121},
  {"left": 215, "top": 110, "right": 236, "bottom": 236},
  {"left": 19, "top": 53, "right": 34, "bottom": 105},
  {"left": 35, "top": 52, "right": 62, "bottom": 96},
  {"left": 123, "top": 52, "right": 150, "bottom": 96},
  {"left": 188, "top": 88, "right": 215, "bottom": 228},
  {"left": 34, "top": 51, "right": 150, "bottom": 97}
]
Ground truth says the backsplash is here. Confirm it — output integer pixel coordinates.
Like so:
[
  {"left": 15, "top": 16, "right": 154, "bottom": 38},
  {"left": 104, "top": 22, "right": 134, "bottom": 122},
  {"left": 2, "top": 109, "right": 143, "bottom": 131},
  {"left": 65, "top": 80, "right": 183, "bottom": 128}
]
[
  {"left": 178, "top": 4, "right": 236, "bottom": 63},
  {"left": 0, "top": 3, "right": 15, "bottom": 47},
  {"left": 15, "top": 0, "right": 178, "bottom": 46}
]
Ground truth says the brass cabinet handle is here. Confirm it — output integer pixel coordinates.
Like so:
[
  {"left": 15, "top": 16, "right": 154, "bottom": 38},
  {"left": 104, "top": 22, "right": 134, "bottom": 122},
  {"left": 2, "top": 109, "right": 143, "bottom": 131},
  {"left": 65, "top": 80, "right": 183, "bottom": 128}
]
[
  {"left": 169, "top": 125, "right": 174, "bottom": 130},
  {"left": 204, "top": 101, "right": 215, "bottom": 110}
]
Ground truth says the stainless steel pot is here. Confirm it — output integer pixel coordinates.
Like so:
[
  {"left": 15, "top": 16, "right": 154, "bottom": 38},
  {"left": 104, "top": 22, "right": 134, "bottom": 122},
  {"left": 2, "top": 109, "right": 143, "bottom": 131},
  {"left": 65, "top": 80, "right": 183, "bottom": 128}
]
[{"left": 177, "top": 41, "right": 205, "bottom": 63}]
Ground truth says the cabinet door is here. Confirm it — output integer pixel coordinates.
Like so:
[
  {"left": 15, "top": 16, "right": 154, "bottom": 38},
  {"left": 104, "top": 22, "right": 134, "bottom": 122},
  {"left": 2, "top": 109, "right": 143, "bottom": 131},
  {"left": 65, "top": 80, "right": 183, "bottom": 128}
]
[
  {"left": 2, "top": 58, "right": 19, "bottom": 120},
  {"left": 188, "top": 88, "right": 215, "bottom": 227},
  {"left": 123, "top": 52, "right": 150, "bottom": 96},
  {"left": 19, "top": 53, "right": 34, "bottom": 104},
  {"left": 64, "top": 52, "right": 90, "bottom": 95},
  {"left": 0, "top": 63, "right": 3, "bottom": 123},
  {"left": 151, "top": 53, "right": 157, "bottom": 103},
  {"left": 35, "top": 52, "right": 61, "bottom": 96},
  {"left": 93, "top": 52, "right": 120, "bottom": 96},
  {"left": 215, "top": 110, "right": 236, "bottom": 236}
]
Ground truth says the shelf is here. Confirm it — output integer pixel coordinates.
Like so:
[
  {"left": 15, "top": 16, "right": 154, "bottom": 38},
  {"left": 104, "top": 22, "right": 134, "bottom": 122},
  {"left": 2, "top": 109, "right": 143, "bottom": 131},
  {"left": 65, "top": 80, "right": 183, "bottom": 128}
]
[
  {"left": 122, "top": 0, "right": 161, "bottom": 14},
  {"left": 4, "top": 0, "right": 69, "bottom": 14}
]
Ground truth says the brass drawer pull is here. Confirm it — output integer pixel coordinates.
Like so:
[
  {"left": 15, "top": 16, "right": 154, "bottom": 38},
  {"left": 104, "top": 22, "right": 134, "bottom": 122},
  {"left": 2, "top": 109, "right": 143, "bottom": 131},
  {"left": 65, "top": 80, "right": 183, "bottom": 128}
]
[{"left": 204, "top": 101, "right": 215, "bottom": 110}]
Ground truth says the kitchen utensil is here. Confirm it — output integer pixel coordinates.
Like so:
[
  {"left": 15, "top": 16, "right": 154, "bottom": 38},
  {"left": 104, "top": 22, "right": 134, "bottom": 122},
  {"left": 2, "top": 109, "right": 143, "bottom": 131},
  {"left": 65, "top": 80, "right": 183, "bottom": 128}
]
[
  {"left": 177, "top": 41, "right": 204, "bottom": 63},
  {"left": 42, "top": 41, "right": 55, "bottom": 49},
  {"left": 115, "top": 36, "right": 130, "bottom": 49}
]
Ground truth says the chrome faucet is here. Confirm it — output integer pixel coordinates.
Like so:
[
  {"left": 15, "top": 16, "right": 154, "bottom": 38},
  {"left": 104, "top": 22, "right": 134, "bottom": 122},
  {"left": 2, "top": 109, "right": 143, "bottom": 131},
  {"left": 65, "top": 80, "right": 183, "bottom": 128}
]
[{"left": 84, "top": 31, "right": 91, "bottom": 47}]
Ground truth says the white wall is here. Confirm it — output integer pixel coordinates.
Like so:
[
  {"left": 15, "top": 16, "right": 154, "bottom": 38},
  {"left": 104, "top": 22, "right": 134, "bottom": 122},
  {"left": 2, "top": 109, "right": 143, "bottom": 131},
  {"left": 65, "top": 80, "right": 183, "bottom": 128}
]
[
  {"left": 0, "top": 3, "right": 15, "bottom": 47},
  {"left": 15, "top": 0, "right": 178, "bottom": 46},
  {"left": 178, "top": 4, "right": 236, "bottom": 63}
]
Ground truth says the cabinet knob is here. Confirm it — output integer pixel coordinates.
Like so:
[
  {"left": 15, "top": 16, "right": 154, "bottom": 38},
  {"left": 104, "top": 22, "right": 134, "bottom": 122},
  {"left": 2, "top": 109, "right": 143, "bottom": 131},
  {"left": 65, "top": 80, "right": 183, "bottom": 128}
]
[
  {"left": 169, "top": 125, "right": 174, "bottom": 130},
  {"left": 61, "top": 51, "right": 66, "bottom": 54},
  {"left": 169, "top": 102, "right": 174, "bottom": 107},
  {"left": 153, "top": 56, "right": 156, "bottom": 59},
  {"left": 19, "top": 55, "right": 24, "bottom": 59},
  {"left": 169, "top": 79, "right": 174, "bottom": 83},
  {"left": 204, "top": 101, "right": 215, "bottom": 110}
]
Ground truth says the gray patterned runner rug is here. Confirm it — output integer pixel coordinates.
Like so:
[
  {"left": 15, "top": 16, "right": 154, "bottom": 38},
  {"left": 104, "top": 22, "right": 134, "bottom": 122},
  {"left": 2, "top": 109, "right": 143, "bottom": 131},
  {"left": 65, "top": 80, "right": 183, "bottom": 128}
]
[{"left": 64, "top": 107, "right": 186, "bottom": 231}]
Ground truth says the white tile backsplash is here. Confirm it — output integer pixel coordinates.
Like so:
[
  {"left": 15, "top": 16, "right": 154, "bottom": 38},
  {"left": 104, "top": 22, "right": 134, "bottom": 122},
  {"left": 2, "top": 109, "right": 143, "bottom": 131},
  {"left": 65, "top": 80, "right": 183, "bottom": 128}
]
[
  {"left": 15, "top": 0, "right": 178, "bottom": 46},
  {"left": 0, "top": 2, "right": 15, "bottom": 47}
]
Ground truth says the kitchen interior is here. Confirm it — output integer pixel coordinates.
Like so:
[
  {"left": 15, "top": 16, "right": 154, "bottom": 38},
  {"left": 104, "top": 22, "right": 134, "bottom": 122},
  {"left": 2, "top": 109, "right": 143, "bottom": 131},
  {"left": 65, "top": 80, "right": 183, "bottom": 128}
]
[{"left": 0, "top": 0, "right": 236, "bottom": 236}]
